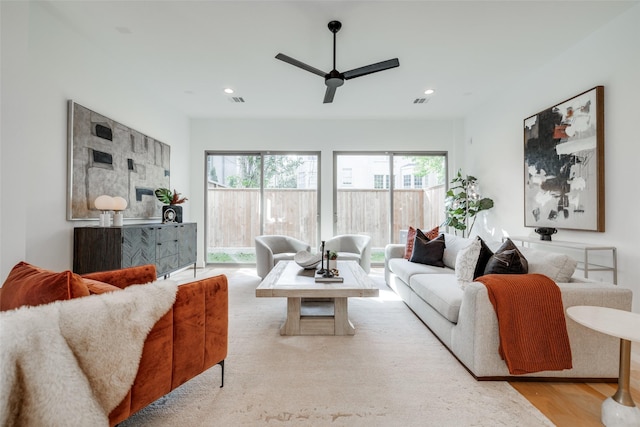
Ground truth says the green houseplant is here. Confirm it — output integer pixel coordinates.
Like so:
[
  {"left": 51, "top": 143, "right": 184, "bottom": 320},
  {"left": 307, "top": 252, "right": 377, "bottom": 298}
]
[
  {"left": 443, "top": 170, "right": 494, "bottom": 237},
  {"left": 155, "top": 188, "right": 188, "bottom": 223}
]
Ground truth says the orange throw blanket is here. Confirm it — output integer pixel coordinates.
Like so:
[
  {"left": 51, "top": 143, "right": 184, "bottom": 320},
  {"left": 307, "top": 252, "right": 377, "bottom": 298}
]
[{"left": 476, "top": 273, "right": 573, "bottom": 375}]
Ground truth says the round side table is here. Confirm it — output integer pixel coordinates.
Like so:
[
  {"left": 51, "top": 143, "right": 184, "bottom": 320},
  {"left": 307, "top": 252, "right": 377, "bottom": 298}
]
[{"left": 567, "top": 306, "right": 640, "bottom": 426}]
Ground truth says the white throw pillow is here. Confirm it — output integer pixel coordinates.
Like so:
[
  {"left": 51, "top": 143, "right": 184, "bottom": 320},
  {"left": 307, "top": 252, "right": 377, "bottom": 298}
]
[
  {"left": 518, "top": 246, "right": 578, "bottom": 282},
  {"left": 455, "top": 238, "right": 482, "bottom": 289}
]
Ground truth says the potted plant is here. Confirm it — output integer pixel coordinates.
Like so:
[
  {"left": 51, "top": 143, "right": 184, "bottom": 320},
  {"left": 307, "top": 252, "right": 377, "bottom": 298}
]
[
  {"left": 155, "top": 188, "right": 188, "bottom": 223},
  {"left": 328, "top": 250, "right": 338, "bottom": 270},
  {"left": 443, "top": 170, "right": 494, "bottom": 237}
]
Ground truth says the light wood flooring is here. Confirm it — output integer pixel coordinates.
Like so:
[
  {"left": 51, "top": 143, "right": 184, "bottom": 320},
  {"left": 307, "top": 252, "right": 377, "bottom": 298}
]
[{"left": 510, "top": 343, "right": 640, "bottom": 426}]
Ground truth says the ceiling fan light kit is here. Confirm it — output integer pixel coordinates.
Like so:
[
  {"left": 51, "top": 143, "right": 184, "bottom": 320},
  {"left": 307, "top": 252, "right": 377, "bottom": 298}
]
[{"left": 275, "top": 20, "right": 400, "bottom": 104}]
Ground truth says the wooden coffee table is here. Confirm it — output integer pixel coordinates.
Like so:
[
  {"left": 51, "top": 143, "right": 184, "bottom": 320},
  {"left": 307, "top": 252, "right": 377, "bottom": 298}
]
[{"left": 256, "top": 260, "right": 379, "bottom": 336}]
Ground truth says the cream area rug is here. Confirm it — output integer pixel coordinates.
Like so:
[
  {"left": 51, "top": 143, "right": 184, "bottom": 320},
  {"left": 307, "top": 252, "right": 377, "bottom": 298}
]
[{"left": 120, "top": 268, "right": 553, "bottom": 427}]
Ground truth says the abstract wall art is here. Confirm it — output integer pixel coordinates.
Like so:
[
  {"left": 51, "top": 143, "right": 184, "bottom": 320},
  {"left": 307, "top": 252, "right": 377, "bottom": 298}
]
[
  {"left": 523, "top": 86, "right": 604, "bottom": 231},
  {"left": 67, "top": 101, "right": 170, "bottom": 220}
]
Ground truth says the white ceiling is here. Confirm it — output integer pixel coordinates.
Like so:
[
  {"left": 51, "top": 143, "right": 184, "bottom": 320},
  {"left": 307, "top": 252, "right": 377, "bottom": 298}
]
[{"left": 41, "top": 0, "right": 638, "bottom": 119}]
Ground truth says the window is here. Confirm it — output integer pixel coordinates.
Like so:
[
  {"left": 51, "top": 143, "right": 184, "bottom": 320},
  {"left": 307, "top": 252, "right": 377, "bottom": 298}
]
[
  {"left": 335, "top": 152, "right": 447, "bottom": 264},
  {"left": 414, "top": 175, "right": 423, "bottom": 188},
  {"left": 205, "top": 152, "right": 319, "bottom": 264},
  {"left": 374, "top": 174, "right": 390, "bottom": 189},
  {"left": 342, "top": 168, "right": 352, "bottom": 186}
]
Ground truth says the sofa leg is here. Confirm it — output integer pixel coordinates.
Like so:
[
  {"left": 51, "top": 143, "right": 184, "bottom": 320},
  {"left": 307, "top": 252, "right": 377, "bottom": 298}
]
[{"left": 218, "top": 360, "right": 224, "bottom": 388}]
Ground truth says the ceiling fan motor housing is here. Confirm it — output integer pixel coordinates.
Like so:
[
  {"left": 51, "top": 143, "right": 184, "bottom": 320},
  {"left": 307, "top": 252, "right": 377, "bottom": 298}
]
[{"left": 326, "top": 70, "right": 344, "bottom": 88}]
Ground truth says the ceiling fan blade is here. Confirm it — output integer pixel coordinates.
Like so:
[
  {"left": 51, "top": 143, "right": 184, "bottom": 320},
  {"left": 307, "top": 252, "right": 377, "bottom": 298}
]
[
  {"left": 323, "top": 86, "right": 337, "bottom": 104},
  {"left": 275, "top": 53, "right": 327, "bottom": 78},
  {"left": 343, "top": 58, "right": 400, "bottom": 80}
]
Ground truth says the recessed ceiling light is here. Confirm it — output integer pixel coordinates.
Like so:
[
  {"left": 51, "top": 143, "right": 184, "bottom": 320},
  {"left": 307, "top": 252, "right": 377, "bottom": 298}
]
[
  {"left": 424, "top": 89, "right": 435, "bottom": 95},
  {"left": 224, "top": 88, "right": 234, "bottom": 94}
]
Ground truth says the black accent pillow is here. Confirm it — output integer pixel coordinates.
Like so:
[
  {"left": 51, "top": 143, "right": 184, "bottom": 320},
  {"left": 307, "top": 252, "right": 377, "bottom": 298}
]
[
  {"left": 483, "top": 238, "right": 528, "bottom": 275},
  {"left": 473, "top": 237, "right": 494, "bottom": 279},
  {"left": 409, "top": 233, "right": 445, "bottom": 267}
]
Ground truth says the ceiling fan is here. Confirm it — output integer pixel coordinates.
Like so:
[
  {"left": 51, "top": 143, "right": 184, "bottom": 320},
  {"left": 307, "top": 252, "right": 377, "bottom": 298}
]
[{"left": 275, "top": 20, "right": 400, "bottom": 104}]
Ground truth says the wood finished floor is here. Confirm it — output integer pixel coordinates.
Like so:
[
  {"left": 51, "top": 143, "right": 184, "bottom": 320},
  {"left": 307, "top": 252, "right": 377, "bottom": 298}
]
[{"left": 510, "top": 343, "right": 640, "bottom": 426}]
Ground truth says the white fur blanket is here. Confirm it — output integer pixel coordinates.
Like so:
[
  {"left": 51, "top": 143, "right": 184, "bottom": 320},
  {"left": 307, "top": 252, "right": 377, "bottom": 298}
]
[{"left": 0, "top": 280, "right": 177, "bottom": 426}]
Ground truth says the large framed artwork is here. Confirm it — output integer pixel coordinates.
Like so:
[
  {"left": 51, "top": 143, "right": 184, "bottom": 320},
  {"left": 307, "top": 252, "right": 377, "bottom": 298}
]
[
  {"left": 67, "top": 101, "right": 170, "bottom": 220},
  {"left": 523, "top": 86, "right": 604, "bottom": 231}
]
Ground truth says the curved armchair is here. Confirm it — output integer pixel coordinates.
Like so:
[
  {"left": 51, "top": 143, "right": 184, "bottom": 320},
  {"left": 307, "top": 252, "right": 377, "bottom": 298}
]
[
  {"left": 255, "top": 235, "right": 311, "bottom": 279},
  {"left": 324, "top": 234, "right": 372, "bottom": 274}
]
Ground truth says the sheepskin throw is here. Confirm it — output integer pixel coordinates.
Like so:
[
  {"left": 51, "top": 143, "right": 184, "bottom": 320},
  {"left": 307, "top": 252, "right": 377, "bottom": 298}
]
[{"left": 0, "top": 280, "right": 177, "bottom": 426}]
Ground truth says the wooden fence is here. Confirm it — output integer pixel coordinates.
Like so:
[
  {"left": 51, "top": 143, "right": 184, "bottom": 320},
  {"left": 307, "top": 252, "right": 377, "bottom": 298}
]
[{"left": 207, "top": 185, "right": 444, "bottom": 249}]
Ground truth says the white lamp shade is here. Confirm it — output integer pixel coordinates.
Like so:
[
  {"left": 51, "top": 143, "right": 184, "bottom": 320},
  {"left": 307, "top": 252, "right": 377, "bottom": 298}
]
[
  {"left": 94, "top": 195, "right": 115, "bottom": 211},
  {"left": 112, "top": 196, "right": 128, "bottom": 211}
]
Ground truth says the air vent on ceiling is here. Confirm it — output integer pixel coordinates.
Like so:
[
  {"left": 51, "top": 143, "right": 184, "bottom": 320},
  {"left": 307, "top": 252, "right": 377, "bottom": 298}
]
[
  {"left": 413, "top": 98, "right": 429, "bottom": 104},
  {"left": 228, "top": 97, "right": 245, "bottom": 103}
]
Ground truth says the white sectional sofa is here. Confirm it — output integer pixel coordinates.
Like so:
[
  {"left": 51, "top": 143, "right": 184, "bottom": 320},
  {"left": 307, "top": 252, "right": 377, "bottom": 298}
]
[{"left": 384, "top": 233, "right": 633, "bottom": 380}]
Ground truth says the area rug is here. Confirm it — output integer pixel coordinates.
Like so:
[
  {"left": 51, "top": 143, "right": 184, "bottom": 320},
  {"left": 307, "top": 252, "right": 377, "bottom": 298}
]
[{"left": 120, "top": 268, "right": 553, "bottom": 427}]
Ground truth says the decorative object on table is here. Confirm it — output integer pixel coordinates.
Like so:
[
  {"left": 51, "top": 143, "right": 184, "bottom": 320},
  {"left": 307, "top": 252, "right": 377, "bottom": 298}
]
[
  {"left": 316, "top": 250, "right": 341, "bottom": 281},
  {"left": 315, "top": 274, "right": 344, "bottom": 283},
  {"left": 293, "top": 250, "right": 322, "bottom": 270},
  {"left": 67, "top": 101, "right": 170, "bottom": 221},
  {"left": 94, "top": 195, "right": 115, "bottom": 227},
  {"left": 443, "top": 170, "right": 494, "bottom": 237},
  {"left": 112, "top": 196, "right": 128, "bottom": 226},
  {"left": 524, "top": 86, "right": 605, "bottom": 232},
  {"left": 534, "top": 227, "right": 557, "bottom": 241},
  {"left": 155, "top": 188, "right": 187, "bottom": 223},
  {"left": 328, "top": 251, "right": 338, "bottom": 271},
  {"left": 317, "top": 240, "right": 327, "bottom": 275}
]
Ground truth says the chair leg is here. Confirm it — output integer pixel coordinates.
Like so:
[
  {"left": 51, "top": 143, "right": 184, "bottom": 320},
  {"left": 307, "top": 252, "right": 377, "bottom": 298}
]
[{"left": 217, "top": 359, "right": 225, "bottom": 388}]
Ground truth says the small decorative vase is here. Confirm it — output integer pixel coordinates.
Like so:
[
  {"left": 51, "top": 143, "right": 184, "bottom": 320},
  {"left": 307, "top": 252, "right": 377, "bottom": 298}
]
[
  {"left": 329, "top": 259, "right": 337, "bottom": 270},
  {"left": 162, "top": 205, "right": 183, "bottom": 223}
]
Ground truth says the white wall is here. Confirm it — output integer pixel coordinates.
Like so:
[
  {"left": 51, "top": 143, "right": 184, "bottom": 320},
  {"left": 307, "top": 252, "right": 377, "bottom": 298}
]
[
  {"left": 0, "top": 2, "right": 190, "bottom": 280},
  {"left": 464, "top": 4, "right": 640, "bottom": 309},
  {"left": 190, "top": 118, "right": 464, "bottom": 265}
]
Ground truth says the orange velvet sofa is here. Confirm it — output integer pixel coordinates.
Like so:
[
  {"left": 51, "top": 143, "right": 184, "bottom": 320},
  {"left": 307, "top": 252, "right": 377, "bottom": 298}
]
[{"left": 0, "top": 262, "right": 228, "bottom": 426}]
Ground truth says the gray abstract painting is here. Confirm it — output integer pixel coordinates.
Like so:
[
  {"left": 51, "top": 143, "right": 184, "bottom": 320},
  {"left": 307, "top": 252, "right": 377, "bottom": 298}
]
[{"left": 67, "top": 101, "right": 170, "bottom": 220}]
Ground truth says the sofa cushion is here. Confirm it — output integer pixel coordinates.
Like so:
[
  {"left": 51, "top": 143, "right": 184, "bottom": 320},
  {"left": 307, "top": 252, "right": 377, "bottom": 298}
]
[
  {"left": 404, "top": 226, "right": 439, "bottom": 259},
  {"left": 389, "top": 258, "right": 453, "bottom": 284},
  {"left": 409, "top": 274, "right": 464, "bottom": 323},
  {"left": 455, "top": 238, "right": 482, "bottom": 288},
  {"left": 83, "top": 278, "right": 122, "bottom": 295},
  {"left": 519, "top": 246, "right": 577, "bottom": 282},
  {"left": 483, "top": 239, "right": 528, "bottom": 275},
  {"left": 474, "top": 237, "right": 494, "bottom": 279},
  {"left": 81, "top": 264, "right": 157, "bottom": 289},
  {"left": 410, "top": 233, "right": 445, "bottom": 267},
  {"left": 0, "top": 261, "right": 90, "bottom": 311},
  {"left": 442, "top": 234, "right": 472, "bottom": 269}
]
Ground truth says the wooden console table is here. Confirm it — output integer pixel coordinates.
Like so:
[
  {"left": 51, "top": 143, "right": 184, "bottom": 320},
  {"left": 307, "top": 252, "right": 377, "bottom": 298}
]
[
  {"left": 74, "top": 222, "right": 197, "bottom": 277},
  {"left": 506, "top": 236, "right": 617, "bottom": 284}
]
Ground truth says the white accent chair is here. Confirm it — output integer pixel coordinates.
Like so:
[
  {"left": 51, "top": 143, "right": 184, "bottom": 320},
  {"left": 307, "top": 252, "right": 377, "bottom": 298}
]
[
  {"left": 255, "top": 235, "right": 311, "bottom": 279},
  {"left": 324, "top": 234, "right": 372, "bottom": 274}
]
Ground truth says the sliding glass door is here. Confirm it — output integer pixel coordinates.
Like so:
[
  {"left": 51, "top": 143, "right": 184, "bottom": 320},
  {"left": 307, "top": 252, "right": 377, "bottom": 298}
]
[
  {"left": 206, "top": 152, "right": 319, "bottom": 264},
  {"left": 335, "top": 152, "right": 446, "bottom": 264}
]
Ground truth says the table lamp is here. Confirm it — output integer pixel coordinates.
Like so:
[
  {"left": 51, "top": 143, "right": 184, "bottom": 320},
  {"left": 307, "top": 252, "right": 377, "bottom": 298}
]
[
  {"left": 94, "top": 195, "right": 115, "bottom": 227},
  {"left": 112, "top": 196, "right": 128, "bottom": 226}
]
